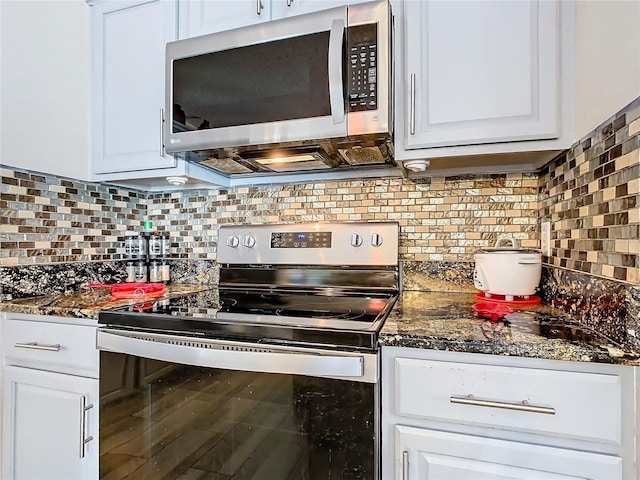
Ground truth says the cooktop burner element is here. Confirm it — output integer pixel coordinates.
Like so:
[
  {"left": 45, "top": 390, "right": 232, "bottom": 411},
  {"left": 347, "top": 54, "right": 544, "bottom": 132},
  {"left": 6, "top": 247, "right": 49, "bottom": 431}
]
[
  {"left": 220, "top": 290, "right": 387, "bottom": 321},
  {"left": 99, "top": 222, "right": 400, "bottom": 351}
]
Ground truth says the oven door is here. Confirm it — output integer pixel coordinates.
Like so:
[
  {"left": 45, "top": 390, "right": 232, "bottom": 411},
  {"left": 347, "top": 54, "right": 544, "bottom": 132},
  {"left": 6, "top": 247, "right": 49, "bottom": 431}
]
[{"left": 97, "top": 328, "right": 379, "bottom": 479}]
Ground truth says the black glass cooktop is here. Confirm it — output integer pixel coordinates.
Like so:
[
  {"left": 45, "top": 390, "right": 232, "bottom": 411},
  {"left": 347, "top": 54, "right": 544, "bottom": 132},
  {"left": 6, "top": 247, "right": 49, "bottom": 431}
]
[{"left": 98, "top": 288, "right": 398, "bottom": 351}]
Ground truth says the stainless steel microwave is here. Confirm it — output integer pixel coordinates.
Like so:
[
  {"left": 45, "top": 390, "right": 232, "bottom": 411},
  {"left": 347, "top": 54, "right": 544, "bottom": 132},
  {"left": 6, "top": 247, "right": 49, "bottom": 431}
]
[{"left": 164, "top": 1, "right": 394, "bottom": 178}]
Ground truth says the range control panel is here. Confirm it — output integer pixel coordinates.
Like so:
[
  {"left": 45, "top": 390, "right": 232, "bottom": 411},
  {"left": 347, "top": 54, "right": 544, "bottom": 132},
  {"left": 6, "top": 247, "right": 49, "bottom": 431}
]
[
  {"left": 218, "top": 222, "right": 398, "bottom": 266},
  {"left": 271, "top": 231, "right": 332, "bottom": 249}
]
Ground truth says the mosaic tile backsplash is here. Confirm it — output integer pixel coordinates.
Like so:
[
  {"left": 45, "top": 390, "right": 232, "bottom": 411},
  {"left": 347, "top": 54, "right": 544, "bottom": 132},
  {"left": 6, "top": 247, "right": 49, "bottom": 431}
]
[
  {"left": 1, "top": 170, "right": 540, "bottom": 265},
  {"left": 540, "top": 96, "right": 640, "bottom": 284},
  {"left": 0, "top": 168, "right": 144, "bottom": 265},
  {"left": 146, "top": 175, "right": 539, "bottom": 263},
  {"left": 1, "top": 95, "right": 639, "bottom": 289}
]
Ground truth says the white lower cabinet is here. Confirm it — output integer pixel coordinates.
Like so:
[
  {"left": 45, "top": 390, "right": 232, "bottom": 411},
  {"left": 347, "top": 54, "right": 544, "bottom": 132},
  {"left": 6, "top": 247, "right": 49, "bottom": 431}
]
[
  {"left": 0, "top": 314, "right": 99, "bottom": 480},
  {"left": 382, "top": 346, "right": 637, "bottom": 480},
  {"left": 2, "top": 367, "right": 98, "bottom": 480},
  {"left": 396, "top": 426, "right": 621, "bottom": 480}
]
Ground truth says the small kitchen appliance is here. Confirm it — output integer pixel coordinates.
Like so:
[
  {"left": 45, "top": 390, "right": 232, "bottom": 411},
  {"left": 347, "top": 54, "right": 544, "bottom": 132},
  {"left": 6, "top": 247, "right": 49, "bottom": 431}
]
[
  {"left": 474, "top": 237, "right": 542, "bottom": 301},
  {"left": 98, "top": 221, "right": 399, "bottom": 480}
]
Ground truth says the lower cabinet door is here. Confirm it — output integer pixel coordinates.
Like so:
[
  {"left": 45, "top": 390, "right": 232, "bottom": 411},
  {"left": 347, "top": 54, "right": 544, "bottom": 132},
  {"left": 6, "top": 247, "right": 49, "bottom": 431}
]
[
  {"left": 396, "top": 425, "right": 622, "bottom": 480},
  {"left": 2, "top": 366, "right": 98, "bottom": 480}
]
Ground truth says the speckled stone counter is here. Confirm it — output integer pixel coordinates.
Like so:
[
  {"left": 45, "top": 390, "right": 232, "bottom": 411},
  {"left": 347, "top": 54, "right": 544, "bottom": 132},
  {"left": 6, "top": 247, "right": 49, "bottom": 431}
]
[
  {"left": 381, "top": 291, "right": 640, "bottom": 366},
  {"left": 0, "top": 284, "right": 212, "bottom": 320}
]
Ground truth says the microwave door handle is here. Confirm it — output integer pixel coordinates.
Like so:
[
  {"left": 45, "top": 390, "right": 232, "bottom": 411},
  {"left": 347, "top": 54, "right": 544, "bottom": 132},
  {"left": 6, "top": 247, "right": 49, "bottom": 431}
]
[{"left": 328, "top": 19, "right": 346, "bottom": 125}]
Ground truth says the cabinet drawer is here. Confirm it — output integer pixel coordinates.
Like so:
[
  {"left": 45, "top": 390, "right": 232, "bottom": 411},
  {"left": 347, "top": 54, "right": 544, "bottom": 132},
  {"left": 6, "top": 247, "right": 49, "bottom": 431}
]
[
  {"left": 2, "top": 319, "right": 98, "bottom": 378},
  {"left": 395, "top": 358, "right": 622, "bottom": 445}
]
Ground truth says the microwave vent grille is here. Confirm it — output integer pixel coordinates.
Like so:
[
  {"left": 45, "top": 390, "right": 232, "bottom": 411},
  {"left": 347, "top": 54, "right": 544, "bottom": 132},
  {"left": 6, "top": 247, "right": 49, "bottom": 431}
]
[{"left": 339, "top": 146, "right": 385, "bottom": 165}]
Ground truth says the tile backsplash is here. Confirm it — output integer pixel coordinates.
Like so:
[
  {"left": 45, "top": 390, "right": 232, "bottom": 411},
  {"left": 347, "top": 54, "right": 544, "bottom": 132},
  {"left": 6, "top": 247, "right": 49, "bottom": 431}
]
[
  {"left": 2, "top": 96, "right": 639, "bottom": 291},
  {"left": 2, "top": 170, "right": 540, "bottom": 266},
  {"left": 146, "top": 175, "right": 539, "bottom": 262},
  {"left": 540, "top": 96, "right": 640, "bottom": 284},
  {"left": 0, "top": 168, "right": 144, "bottom": 265}
]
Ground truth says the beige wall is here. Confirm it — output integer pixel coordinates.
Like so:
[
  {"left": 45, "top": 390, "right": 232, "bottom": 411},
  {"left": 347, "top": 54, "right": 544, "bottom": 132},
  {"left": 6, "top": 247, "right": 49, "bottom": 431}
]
[
  {"left": 575, "top": 0, "right": 640, "bottom": 139},
  {"left": 0, "top": 0, "right": 91, "bottom": 180}
]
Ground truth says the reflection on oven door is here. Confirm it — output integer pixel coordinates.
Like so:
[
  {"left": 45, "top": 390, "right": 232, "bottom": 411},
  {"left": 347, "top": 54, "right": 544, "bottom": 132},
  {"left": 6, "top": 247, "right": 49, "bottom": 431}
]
[{"left": 100, "top": 352, "right": 376, "bottom": 479}]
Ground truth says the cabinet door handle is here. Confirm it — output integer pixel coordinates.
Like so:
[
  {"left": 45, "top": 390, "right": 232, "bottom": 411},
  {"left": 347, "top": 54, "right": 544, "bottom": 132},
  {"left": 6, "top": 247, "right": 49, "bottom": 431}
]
[
  {"left": 14, "top": 342, "right": 61, "bottom": 352},
  {"left": 257, "top": 0, "right": 264, "bottom": 15},
  {"left": 79, "top": 396, "right": 94, "bottom": 459},
  {"left": 450, "top": 394, "right": 556, "bottom": 415},
  {"left": 287, "top": 0, "right": 293, "bottom": 6},
  {"left": 409, "top": 73, "right": 416, "bottom": 135},
  {"left": 402, "top": 450, "right": 409, "bottom": 480},
  {"left": 160, "top": 108, "right": 165, "bottom": 157}
]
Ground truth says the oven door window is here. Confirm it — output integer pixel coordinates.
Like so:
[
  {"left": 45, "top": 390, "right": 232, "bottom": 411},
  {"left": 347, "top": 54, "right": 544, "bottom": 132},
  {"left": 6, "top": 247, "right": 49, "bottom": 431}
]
[{"left": 100, "top": 351, "right": 376, "bottom": 479}]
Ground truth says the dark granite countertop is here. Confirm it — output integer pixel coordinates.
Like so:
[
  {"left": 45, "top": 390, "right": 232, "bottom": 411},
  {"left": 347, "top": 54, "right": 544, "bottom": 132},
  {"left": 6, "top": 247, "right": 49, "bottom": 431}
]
[
  {"left": 3, "top": 285, "right": 640, "bottom": 366},
  {"left": 380, "top": 291, "right": 640, "bottom": 366},
  {"left": 0, "top": 284, "right": 212, "bottom": 320}
]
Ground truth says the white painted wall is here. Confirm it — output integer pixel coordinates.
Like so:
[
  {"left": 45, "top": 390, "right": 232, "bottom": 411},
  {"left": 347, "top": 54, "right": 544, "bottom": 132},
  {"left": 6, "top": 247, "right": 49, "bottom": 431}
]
[
  {"left": 0, "top": 0, "right": 91, "bottom": 180},
  {"left": 575, "top": 0, "right": 640, "bottom": 139}
]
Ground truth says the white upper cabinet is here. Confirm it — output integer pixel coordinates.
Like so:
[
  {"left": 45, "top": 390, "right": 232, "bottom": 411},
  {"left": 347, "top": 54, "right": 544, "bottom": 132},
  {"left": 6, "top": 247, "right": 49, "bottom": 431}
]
[
  {"left": 394, "top": 0, "right": 575, "bottom": 170},
  {"left": 91, "top": 0, "right": 177, "bottom": 175},
  {"left": 178, "top": 0, "right": 369, "bottom": 38},
  {"left": 406, "top": 0, "right": 558, "bottom": 148},
  {"left": 271, "top": 0, "right": 370, "bottom": 19},
  {"left": 178, "top": 0, "right": 272, "bottom": 39}
]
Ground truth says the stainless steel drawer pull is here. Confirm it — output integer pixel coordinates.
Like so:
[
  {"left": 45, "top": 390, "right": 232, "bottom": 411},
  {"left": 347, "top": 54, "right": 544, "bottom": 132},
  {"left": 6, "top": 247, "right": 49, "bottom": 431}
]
[
  {"left": 14, "top": 342, "right": 61, "bottom": 352},
  {"left": 256, "top": 0, "right": 263, "bottom": 15},
  {"left": 402, "top": 450, "right": 409, "bottom": 480},
  {"left": 451, "top": 394, "right": 556, "bottom": 415},
  {"left": 80, "top": 397, "right": 94, "bottom": 459}
]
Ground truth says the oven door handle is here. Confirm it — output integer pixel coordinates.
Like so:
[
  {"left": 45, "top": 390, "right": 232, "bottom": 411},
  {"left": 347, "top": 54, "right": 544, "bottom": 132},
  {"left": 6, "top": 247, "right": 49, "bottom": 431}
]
[{"left": 97, "top": 330, "right": 372, "bottom": 381}]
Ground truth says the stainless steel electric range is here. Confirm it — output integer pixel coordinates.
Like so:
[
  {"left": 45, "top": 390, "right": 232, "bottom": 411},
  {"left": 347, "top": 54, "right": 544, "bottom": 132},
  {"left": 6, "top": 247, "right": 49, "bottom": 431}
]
[{"left": 97, "top": 222, "right": 399, "bottom": 480}]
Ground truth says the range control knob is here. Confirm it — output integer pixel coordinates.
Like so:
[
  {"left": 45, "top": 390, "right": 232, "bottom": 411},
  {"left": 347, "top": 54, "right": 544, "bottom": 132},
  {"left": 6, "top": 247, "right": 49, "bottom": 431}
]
[
  {"left": 370, "top": 233, "right": 384, "bottom": 247},
  {"left": 350, "top": 233, "right": 363, "bottom": 248},
  {"left": 243, "top": 235, "right": 256, "bottom": 248},
  {"left": 226, "top": 235, "right": 240, "bottom": 248}
]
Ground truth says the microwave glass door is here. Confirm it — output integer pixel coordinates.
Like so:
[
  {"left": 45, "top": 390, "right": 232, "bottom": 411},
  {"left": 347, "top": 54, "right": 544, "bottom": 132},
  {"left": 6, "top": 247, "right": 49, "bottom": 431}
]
[{"left": 173, "top": 32, "right": 332, "bottom": 131}]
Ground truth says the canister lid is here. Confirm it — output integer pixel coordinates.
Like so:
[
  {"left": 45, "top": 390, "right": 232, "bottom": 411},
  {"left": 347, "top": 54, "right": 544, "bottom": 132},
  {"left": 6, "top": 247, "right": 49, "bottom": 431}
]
[{"left": 477, "top": 237, "right": 541, "bottom": 254}]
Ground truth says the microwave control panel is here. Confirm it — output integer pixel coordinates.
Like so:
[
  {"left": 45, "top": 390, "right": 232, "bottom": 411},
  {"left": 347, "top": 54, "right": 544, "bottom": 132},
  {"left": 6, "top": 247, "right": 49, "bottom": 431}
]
[{"left": 347, "top": 23, "right": 377, "bottom": 112}]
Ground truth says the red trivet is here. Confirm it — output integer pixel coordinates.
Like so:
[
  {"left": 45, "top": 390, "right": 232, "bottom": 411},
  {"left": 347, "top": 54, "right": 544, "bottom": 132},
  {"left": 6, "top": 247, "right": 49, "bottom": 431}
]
[{"left": 475, "top": 292, "right": 541, "bottom": 305}]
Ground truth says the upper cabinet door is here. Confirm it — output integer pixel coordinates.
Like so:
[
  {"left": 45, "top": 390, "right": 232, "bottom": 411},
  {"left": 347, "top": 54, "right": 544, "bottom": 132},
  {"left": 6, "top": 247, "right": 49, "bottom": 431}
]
[
  {"left": 404, "top": 0, "right": 559, "bottom": 150},
  {"left": 178, "top": 0, "right": 272, "bottom": 38},
  {"left": 271, "top": 0, "right": 368, "bottom": 19},
  {"left": 92, "top": 0, "right": 177, "bottom": 174}
]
